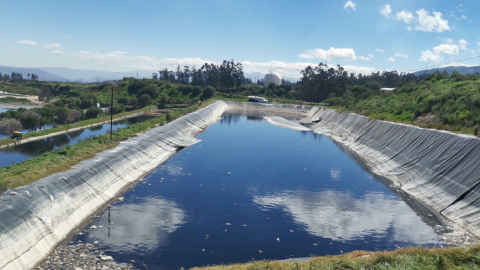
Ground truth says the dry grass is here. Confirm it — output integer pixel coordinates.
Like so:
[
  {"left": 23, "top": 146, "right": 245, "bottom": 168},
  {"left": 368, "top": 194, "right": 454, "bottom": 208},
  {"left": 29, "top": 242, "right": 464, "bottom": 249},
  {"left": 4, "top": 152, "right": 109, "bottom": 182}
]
[{"left": 192, "top": 246, "right": 480, "bottom": 270}]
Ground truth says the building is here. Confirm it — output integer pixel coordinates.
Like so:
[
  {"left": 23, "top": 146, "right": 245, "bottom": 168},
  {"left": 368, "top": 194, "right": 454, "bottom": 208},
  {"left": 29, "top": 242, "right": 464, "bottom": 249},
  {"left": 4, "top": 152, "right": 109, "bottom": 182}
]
[
  {"left": 380, "top": 88, "right": 396, "bottom": 92},
  {"left": 264, "top": 70, "right": 282, "bottom": 87}
]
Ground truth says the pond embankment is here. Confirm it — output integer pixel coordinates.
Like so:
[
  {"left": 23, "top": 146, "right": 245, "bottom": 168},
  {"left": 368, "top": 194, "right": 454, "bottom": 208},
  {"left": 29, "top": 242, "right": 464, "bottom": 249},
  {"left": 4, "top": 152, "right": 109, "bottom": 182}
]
[
  {"left": 311, "top": 108, "right": 480, "bottom": 238},
  {"left": 0, "top": 112, "right": 144, "bottom": 149},
  {"left": 2, "top": 101, "right": 480, "bottom": 269}
]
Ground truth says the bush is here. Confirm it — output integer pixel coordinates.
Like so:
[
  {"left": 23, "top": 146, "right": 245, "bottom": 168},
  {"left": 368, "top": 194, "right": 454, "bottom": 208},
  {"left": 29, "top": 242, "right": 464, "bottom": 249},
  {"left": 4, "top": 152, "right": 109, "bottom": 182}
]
[
  {"left": 0, "top": 118, "right": 22, "bottom": 135},
  {"left": 111, "top": 104, "right": 124, "bottom": 114},
  {"left": 86, "top": 106, "right": 102, "bottom": 119},
  {"left": 129, "top": 98, "right": 138, "bottom": 108},
  {"left": 20, "top": 111, "right": 41, "bottom": 130},
  {"left": 202, "top": 85, "right": 215, "bottom": 99},
  {"left": 192, "top": 86, "right": 202, "bottom": 96},
  {"left": 137, "top": 94, "right": 152, "bottom": 108},
  {"left": 166, "top": 112, "right": 172, "bottom": 122},
  {"left": 55, "top": 107, "right": 70, "bottom": 124},
  {"left": 118, "top": 97, "right": 129, "bottom": 105},
  {"left": 66, "top": 110, "right": 82, "bottom": 123}
]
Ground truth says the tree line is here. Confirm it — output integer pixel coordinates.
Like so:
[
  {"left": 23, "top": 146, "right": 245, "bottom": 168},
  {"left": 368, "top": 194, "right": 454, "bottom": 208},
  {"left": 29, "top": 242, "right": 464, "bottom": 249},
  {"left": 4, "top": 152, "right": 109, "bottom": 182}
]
[
  {"left": 0, "top": 72, "right": 39, "bottom": 82},
  {"left": 295, "top": 63, "right": 422, "bottom": 103},
  {"left": 153, "top": 60, "right": 253, "bottom": 91}
]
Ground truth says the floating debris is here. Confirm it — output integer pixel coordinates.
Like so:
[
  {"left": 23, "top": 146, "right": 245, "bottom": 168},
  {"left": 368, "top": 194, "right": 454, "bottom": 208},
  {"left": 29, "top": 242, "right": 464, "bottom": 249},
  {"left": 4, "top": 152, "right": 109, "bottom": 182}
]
[{"left": 226, "top": 223, "right": 231, "bottom": 226}]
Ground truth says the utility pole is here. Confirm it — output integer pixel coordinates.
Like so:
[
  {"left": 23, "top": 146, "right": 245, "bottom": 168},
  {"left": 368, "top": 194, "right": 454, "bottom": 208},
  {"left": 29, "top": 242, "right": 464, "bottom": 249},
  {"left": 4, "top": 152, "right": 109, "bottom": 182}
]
[{"left": 110, "top": 86, "right": 113, "bottom": 140}]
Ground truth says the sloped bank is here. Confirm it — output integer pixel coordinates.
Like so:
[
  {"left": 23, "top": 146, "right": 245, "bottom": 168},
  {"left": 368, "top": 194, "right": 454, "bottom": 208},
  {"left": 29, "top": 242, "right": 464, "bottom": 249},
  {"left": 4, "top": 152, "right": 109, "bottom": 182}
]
[
  {"left": 311, "top": 108, "right": 480, "bottom": 238},
  {"left": 0, "top": 101, "right": 318, "bottom": 270}
]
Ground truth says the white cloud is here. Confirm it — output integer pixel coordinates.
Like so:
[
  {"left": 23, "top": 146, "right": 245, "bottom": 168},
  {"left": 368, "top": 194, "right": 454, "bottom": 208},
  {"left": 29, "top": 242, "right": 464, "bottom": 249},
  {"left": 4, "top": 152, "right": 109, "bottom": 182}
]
[
  {"left": 407, "top": 26, "right": 412, "bottom": 31},
  {"left": 415, "top": 9, "right": 450, "bottom": 32},
  {"left": 52, "top": 50, "right": 68, "bottom": 56},
  {"left": 298, "top": 47, "right": 356, "bottom": 61},
  {"left": 111, "top": 51, "right": 127, "bottom": 54},
  {"left": 380, "top": 4, "right": 392, "bottom": 18},
  {"left": 420, "top": 50, "right": 443, "bottom": 62},
  {"left": 344, "top": 1, "right": 356, "bottom": 11},
  {"left": 394, "top": 53, "right": 409, "bottom": 58},
  {"left": 461, "top": 15, "right": 467, "bottom": 19},
  {"left": 478, "top": 41, "right": 480, "bottom": 47},
  {"left": 459, "top": 39, "right": 468, "bottom": 50},
  {"left": 357, "top": 56, "right": 371, "bottom": 61},
  {"left": 18, "top": 40, "right": 38, "bottom": 46},
  {"left": 61, "top": 35, "right": 73, "bottom": 38},
  {"left": 368, "top": 54, "right": 374, "bottom": 58},
  {"left": 376, "top": 48, "right": 384, "bottom": 53},
  {"left": 71, "top": 51, "right": 155, "bottom": 62},
  {"left": 253, "top": 190, "right": 438, "bottom": 243},
  {"left": 433, "top": 43, "right": 459, "bottom": 55},
  {"left": 386, "top": 57, "right": 396, "bottom": 62},
  {"left": 396, "top": 10, "right": 414, "bottom": 23},
  {"left": 44, "top": 43, "right": 62, "bottom": 49}
]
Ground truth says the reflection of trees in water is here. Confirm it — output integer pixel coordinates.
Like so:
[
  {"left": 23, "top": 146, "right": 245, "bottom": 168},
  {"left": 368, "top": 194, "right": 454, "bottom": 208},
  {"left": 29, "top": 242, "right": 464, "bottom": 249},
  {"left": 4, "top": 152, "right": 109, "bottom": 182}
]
[
  {"left": 89, "top": 125, "right": 104, "bottom": 131},
  {"left": 247, "top": 116, "right": 264, "bottom": 122},
  {"left": 1, "top": 135, "right": 71, "bottom": 156},
  {"left": 67, "top": 129, "right": 84, "bottom": 140},
  {"left": 127, "top": 116, "right": 152, "bottom": 124},
  {"left": 220, "top": 114, "right": 241, "bottom": 125}
]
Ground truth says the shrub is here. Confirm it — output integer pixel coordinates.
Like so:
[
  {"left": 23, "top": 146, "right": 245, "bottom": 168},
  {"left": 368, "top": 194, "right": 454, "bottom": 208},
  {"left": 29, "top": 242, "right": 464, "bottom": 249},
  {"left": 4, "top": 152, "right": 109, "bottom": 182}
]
[
  {"left": 0, "top": 118, "right": 22, "bottom": 135},
  {"left": 86, "top": 106, "right": 102, "bottom": 119},
  {"left": 137, "top": 94, "right": 152, "bottom": 108},
  {"left": 202, "top": 85, "right": 215, "bottom": 99},
  {"left": 129, "top": 98, "right": 138, "bottom": 108},
  {"left": 118, "top": 97, "right": 129, "bottom": 105}
]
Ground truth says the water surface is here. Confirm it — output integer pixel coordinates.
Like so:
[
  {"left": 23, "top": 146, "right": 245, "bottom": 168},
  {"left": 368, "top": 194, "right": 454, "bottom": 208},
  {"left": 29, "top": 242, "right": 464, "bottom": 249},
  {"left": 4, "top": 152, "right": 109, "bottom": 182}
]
[
  {"left": 0, "top": 116, "right": 150, "bottom": 169},
  {"left": 74, "top": 114, "right": 443, "bottom": 269}
]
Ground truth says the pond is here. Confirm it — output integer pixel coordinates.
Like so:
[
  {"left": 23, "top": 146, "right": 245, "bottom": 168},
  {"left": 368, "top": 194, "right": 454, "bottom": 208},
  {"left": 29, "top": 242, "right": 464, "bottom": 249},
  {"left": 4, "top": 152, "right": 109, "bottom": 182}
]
[
  {"left": 0, "top": 116, "right": 151, "bottom": 169},
  {"left": 72, "top": 114, "right": 444, "bottom": 269}
]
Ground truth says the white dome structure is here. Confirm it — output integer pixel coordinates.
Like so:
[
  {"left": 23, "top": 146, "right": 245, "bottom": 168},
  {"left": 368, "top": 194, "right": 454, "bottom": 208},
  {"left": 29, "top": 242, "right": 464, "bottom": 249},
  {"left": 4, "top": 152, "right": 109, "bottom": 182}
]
[{"left": 264, "top": 70, "right": 282, "bottom": 87}]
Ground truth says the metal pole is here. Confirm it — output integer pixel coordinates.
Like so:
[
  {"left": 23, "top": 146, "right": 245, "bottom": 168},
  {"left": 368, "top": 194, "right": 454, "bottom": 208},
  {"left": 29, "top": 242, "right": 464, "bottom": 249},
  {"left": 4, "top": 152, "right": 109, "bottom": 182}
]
[{"left": 110, "top": 86, "right": 113, "bottom": 140}]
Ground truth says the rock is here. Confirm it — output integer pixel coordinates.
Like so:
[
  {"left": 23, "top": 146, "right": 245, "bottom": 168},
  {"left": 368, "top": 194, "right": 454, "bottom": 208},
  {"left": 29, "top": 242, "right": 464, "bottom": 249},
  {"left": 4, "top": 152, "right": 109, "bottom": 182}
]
[
  {"left": 101, "top": 256, "right": 113, "bottom": 261},
  {"left": 116, "top": 197, "right": 125, "bottom": 202},
  {"left": 90, "top": 225, "right": 97, "bottom": 230}
]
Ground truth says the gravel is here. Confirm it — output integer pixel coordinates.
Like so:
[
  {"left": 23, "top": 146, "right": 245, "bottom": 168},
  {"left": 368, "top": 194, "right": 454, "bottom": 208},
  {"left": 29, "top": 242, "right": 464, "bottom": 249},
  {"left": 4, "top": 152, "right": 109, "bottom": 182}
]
[{"left": 34, "top": 241, "right": 136, "bottom": 270}]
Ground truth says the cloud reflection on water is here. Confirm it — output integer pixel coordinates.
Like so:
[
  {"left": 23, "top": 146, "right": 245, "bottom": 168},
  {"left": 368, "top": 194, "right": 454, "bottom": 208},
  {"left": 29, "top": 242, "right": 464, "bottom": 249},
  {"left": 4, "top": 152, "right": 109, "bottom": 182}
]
[
  {"left": 253, "top": 189, "right": 438, "bottom": 244},
  {"left": 86, "top": 197, "right": 186, "bottom": 253}
]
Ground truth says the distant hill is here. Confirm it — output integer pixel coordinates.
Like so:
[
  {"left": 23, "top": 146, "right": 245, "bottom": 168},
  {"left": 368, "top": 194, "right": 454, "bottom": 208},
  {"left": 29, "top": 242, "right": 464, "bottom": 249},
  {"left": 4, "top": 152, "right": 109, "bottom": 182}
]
[
  {"left": 37, "top": 67, "right": 151, "bottom": 83},
  {"left": 0, "top": 66, "right": 69, "bottom": 82},
  {"left": 413, "top": 66, "right": 480, "bottom": 76},
  {"left": 0, "top": 66, "right": 301, "bottom": 84}
]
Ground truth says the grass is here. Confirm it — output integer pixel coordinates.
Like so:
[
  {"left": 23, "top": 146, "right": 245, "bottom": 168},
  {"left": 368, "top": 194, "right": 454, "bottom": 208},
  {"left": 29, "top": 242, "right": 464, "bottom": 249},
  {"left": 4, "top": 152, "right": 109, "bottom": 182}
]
[
  {"left": 0, "top": 105, "right": 155, "bottom": 147},
  {"left": 0, "top": 96, "right": 32, "bottom": 104},
  {"left": 0, "top": 81, "right": 43, "bottom": 96},
  {"left": 192, "top": 246, "right": 480, "bottom": 270},
  {"left": 0, "top": 104, "right": 199, "bottom": 193}
]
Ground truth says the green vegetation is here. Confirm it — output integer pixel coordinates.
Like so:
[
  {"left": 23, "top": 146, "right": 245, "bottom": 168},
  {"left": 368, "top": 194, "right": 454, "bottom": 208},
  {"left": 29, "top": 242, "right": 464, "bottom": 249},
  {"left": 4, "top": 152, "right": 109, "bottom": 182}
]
[
  {"left": 193, "top": 245, "right": 480, "bottom": 270},
  {"left": 325, "top": 71, "right": 480, "bottom": 135},
  {"left": 0, "top": 106, "right": 153, "bottom": 147},
  {"left": 0, "top": 96, "right": 32, "bottom": 104},
  {"left": 0, "top": 104, "right": 198, "bottom": 193}
]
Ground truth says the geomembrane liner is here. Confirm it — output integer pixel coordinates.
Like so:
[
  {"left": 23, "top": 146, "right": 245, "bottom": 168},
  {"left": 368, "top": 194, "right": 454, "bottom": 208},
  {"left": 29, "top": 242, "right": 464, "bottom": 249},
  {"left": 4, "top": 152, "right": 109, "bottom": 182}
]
[{"left": 2, "top": 102, "right": 480, "bottom": 269}]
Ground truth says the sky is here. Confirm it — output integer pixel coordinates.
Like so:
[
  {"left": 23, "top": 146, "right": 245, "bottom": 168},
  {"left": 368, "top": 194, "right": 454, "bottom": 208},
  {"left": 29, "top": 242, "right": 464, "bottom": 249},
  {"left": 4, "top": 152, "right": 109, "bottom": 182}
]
[{"left": 1, "top": 0, "right": 479, "bottom": 79}]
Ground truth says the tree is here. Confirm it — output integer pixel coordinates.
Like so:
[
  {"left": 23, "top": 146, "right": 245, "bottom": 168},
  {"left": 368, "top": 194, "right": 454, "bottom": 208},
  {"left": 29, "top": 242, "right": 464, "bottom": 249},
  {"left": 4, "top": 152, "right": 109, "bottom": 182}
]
[
  {"left": 111, "top": 104, "right": 124, "bottom": 114},
  {"left": 55, "top": 107, "right": 70, "bottom": 124},
  {"left": 118, "top": 97, "right": 129, "bottom": 105},
  {"left": 202, "top": 85, "right": 215, "bottom": 99},
  {"left": 20, "top": 111, "right": 41, "bottom": 131},
  {"left": 86, "top": 106, "right": 102, "bottom": 119},
  {"left": 0, "top": 119, "right": 22, "bottom": 135},
  {"left": 158, "top": 94, "right": 168, "bottom": 109},
  {"left": 137, "top": 94, "right": 152, "bottom": 108},
  {"left": 129, "top": 97, "right": 138, "bottom": 108}
]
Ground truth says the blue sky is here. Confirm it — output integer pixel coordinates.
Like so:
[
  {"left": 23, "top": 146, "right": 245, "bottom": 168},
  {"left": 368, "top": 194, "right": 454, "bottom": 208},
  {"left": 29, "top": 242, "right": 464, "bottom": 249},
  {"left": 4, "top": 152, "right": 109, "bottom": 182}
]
[{"left": 1, "top": 0, "right": 479, "bottom": 79}]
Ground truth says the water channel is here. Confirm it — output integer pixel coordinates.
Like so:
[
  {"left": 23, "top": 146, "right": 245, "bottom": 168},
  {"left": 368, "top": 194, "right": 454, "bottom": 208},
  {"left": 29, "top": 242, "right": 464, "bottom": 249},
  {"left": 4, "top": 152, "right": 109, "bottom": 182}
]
[
  {"left": 70, "top": 113, "right": 446, "bottom": 269},
  {"left": 0, "top": 116, "right": 151, "bottom": 169}
]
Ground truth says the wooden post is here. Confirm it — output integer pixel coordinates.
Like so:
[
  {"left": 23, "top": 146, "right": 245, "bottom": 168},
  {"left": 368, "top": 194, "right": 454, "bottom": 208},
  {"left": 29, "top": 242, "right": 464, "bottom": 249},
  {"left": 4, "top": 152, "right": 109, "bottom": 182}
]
[{"left": 110, "top": 86, "right": 113, "bottom": 140}]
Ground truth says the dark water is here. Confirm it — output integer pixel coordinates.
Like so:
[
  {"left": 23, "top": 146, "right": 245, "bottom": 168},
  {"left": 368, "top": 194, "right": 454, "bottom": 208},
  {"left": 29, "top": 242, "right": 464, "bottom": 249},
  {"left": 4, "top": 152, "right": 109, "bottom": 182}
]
[
  {"left": 0, "top": 116, "right": 150, "bottom": 169},
  {"left": 74, "top": 114, "right": 442, "bottom": 269}
]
